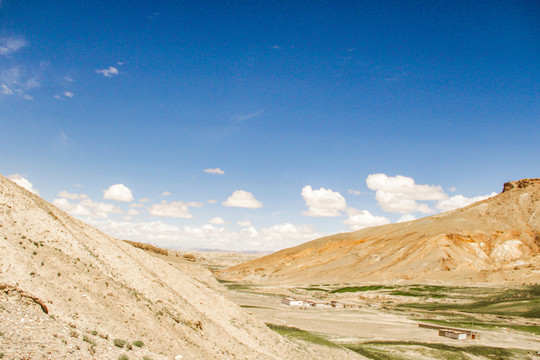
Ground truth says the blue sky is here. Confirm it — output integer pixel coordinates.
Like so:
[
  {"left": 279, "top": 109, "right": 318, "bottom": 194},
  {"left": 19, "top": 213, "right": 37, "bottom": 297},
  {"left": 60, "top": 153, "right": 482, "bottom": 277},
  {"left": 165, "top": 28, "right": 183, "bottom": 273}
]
[{"left": 1, "top": 1, "right": 539, "bottom": 251}]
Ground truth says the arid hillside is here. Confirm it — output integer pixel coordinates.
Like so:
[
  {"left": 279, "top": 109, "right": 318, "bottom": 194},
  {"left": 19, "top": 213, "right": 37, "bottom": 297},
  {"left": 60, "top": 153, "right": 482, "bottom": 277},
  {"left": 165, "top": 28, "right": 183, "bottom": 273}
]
[
  {"left": 0, "top": 174, "right": 362, "bottom": 359},
  {"left": 220, "top": 179, "right": 540, "bottom": 285}
]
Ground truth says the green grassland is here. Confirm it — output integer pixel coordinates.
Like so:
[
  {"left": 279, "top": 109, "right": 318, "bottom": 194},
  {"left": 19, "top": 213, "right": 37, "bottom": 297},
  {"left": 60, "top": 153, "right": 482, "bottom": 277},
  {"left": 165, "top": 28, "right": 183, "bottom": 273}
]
[
  {"left": 398, "top": 285, "right": 540, "bottom": 319},
  {"left": 345, "top": 341, "right": 529, "bottom": 360},
  {"left": 265, "top": 323, "right": 339, "bottom": 348}
]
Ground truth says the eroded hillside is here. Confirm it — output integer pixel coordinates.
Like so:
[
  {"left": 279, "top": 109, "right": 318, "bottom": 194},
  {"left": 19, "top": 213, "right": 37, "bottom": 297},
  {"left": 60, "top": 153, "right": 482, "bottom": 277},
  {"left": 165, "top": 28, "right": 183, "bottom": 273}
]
[
  {"left": 219, "top": 179, "right": 540, "bottom": 285},
  {"left": 0, "top": 174, "right": 362, "bottom": 359}
]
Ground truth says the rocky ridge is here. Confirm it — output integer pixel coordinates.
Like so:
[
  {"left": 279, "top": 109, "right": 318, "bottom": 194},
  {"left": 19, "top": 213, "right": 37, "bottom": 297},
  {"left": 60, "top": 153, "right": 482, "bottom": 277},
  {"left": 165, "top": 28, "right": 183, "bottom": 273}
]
[{"left": 220, "top": 179, "right": 540, "bottom": 285}]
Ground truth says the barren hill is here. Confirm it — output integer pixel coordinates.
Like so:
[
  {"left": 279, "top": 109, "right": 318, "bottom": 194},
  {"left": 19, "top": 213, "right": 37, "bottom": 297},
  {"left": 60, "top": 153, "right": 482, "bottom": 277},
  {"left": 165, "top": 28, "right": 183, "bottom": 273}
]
[
  {"left": 220, "top": 179, "right": 540, "bottom": 285},
  {"left": 0, "top": 174, "right": 361, "bottom": 359}
]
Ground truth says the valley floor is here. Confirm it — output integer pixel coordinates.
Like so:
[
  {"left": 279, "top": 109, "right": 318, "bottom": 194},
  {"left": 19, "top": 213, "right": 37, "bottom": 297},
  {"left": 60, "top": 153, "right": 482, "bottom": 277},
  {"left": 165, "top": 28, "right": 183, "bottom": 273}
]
[{"left": 219, "top": 283, "right": 540, "bottom": 360}]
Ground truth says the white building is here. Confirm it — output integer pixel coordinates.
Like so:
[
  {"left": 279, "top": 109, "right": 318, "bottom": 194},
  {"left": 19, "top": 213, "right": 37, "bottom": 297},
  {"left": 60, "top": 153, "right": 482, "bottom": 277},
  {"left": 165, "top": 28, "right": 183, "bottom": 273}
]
[
  {"left": 281, "top": 297, "right": 305, "bottom": 306},
  {"left": 439, "top": 329, "right": 467, "bottom": 340}
]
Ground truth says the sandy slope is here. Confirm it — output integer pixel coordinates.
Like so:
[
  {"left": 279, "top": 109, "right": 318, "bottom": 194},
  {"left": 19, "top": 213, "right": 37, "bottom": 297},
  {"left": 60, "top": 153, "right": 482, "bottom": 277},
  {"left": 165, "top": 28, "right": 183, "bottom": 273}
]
[
  {"left": 220, "top": 179, "right": 540, "bottom": 285},
  {"left": 0, "top": 174, "right": 362, "bottom": 359}
]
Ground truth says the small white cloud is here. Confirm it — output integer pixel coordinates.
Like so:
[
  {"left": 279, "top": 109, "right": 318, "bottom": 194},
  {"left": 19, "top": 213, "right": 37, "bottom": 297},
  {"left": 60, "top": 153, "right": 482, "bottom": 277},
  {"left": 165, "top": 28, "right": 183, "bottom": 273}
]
[
  {"left": 204, "top": 168, "right": 225, "bottom": 175},
  {"left": 1, "top": 84, "right": 13, "bottom": 94},
  {"left": 103, "top": 184, "right": 134, "bottom": 202},
  {"left": 260, "top": 223, "right": 320, "bottom": 243},
  {"left": 0, "top": 37, "right": 27, "bottom": 56},
  {"left": 57, "top": 132, "right": 71, "bottom": 147},
  {"left": 366, "top": 173, "right": 447, "bottom": 214},
  {"left": 301, "top": 185, "right": 346, "bottom": 217},
  {"left": 209, "top": 217, "right": 227, "bottom": 225},
  {"left": 223, "top": 190, "right": 262, "bottom": 209},
  {"left": 348, "top": 189, "right": 362, "bottom": 195},
  {"left": 96, "top": 66, "right": 119, "bottom": 77},
  {"left": 270, "top": 45, "right": 281, "bottom": 50},
  {"left": 1, "top": 66, "right": 38, "bottom": 99},
  {"left": 397, "top": 214, "right": 416, "bottom": 223},
  {"left": 237, "top": 220, "right": 252, "bottom": 227},
  {"left": 7, "top": 174, "right": 39, "bottom": 195},
  {"left": 57, "top": 190, "right": 88, "bottom": 200},
  {"left": 436, "top": 193, "right": 497, "bottom": 212},
  {"left": 149, "top": 200, "right": 203, "bottom": 218},
  {"left": 53, "top": 198, "right": 122, "bottom": 219},
  {"left": 207, "top": 199, "right": 217, "bottom": 204},
  {"left": 448, "top": 187, "right": 457, "bottom": 192},
  {"left": 161, "top": 191, "right": 171, "bottom": 197},
  {"left": 64, "top": 91, "right": 74, "bottom": 98},
  {"left": 140, "top": 198, "right": 150, "bottom": 203},
  {"left": 127, "top": 208, "right": 139, "bottom": 216},
  {"left": 343, "top": 208, "right": 390, "bottom": 230},
  {"left": 232, "top": 109, "right": 264, "bottom": 123}
]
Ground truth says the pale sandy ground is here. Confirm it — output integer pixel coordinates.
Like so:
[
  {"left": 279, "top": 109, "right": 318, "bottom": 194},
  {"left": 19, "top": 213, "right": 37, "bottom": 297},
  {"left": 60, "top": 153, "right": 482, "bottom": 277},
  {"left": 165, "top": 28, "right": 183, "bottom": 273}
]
[{"left": 224, "top": 289, "right": 540, "bottom": 352}]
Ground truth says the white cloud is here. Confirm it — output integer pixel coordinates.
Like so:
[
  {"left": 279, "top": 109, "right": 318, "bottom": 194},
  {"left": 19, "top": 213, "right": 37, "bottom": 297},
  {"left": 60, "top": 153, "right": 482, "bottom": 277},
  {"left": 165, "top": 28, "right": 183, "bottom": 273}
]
[
  {"left": 7, "top": 174, "right": 39, "bottom": 195},
  {"left": 1, "top": 66, "right": 38, "bottom": 99},
  {"left": 237, "top": 220, "right": 252, "bottom": 227},
  {"left": 207, "top": 199, "right": 217, "bottom": 204},
  {"left": 140, "top": 198, "right": 150, "bottom": 203},
  {"left": 204, "top": 168, "right": 225, "bottom": 175},
  {"left": 373, "top": 191, "right": 434, "bottom": 214},
  {"left": 103, "top": 184, "right": 134, "bottom": 202},
  {"left": 64, "top": 91, "right": 74, "bottom": 98},
  {"left": 96, "top": 66, "right": 119, "bottom": 77},
  {"left": 301, "top": 185, "right": 346, "bottom": 217},
  {"left": 149, "top": 200, "right": 203, "bottom": 218},
  {"left": 53, "top": 198, "right": 122, "bottom": 219},
  {"left": 232, "top": 109, "right": 264, "bottom": 123},
  {"left": 0, "top": 37, "right": 27, "bottom": 56},
  {"left": 82, "top": 216, "right": 323, "bottom": 252},
  {"left": 57, "top": 190, "right": 88, "bottom": 200},
  {"left": 366, "top": 173, "right": 447, "bottom": 214},
  {"left": 223, "top": 190, "right": 262, "bottom": 209},
  {"left": 260, "top": 223, "right": 321, "bottom": 243},
  {"left": 127, "top": 208, "right": 139, "bottom": 216},
  {"left": 209, "top": 216, "right": 227, "bottom": 225},
  {"left": 348, "top": 189, "right": 362, "bottom": 195},
  {"left": 436, "top": 193, "right": 497, "bottom": 212},
  {"left": 397, "top": 214, "right": 416, "bottom": 223},
  {"left": 343, "top": 208, "right": 390, "bottom": 230},
  {"left": 1, "top": 84, "right": 12, "bottom": 94},
  {"left": 161, "top": 191, "right": 171, "bottom": 196}
]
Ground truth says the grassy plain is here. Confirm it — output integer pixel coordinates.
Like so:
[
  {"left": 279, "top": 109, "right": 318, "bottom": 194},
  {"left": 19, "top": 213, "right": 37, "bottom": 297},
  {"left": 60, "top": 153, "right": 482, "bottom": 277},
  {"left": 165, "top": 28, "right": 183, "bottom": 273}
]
[{"left": 222, "top": 281, "right": 539, "bottom": 360}]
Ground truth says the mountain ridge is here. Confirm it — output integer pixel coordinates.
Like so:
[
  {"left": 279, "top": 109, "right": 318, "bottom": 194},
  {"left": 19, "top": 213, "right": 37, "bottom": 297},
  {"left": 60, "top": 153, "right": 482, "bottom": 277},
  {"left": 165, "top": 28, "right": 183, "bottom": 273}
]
[{"left": 219, "top": 179, "right": 540, "bottom": 285}]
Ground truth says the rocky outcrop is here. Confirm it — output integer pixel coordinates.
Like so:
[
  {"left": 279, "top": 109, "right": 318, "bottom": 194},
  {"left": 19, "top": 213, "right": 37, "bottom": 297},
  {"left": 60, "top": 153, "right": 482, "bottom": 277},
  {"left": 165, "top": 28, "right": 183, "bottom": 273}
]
[{"left": 503, "top": 178, "right": 540, "bottom": 193}]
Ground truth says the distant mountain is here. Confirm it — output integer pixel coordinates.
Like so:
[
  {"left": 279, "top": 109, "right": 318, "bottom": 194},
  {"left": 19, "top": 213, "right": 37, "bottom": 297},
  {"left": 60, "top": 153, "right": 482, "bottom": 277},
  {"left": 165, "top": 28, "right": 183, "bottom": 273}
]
[
  {"left": 0, "top": 174, "right": 358, "bottom": 359},
  {"left": 220, "top": 179, "right": 540, "bottom": 285}
]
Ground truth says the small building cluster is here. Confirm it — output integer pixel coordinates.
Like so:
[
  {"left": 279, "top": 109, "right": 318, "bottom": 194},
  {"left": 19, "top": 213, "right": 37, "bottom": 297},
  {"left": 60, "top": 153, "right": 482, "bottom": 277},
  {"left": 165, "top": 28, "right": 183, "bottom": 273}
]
[
  {"left": 281, "top": 297, "right": 345, "bottom": 308},
  {"left": 419, "top": 323, "right": 479, "bottom": 340}
]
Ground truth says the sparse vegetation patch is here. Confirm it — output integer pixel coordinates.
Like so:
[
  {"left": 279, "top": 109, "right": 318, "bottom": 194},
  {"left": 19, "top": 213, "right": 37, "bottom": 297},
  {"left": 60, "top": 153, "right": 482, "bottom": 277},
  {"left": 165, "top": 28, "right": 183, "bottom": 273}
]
[
  {"left": 346, "top": 341, "right": 517, "bottom": 360},
  {"left": 113, "top": 338, "right": 128, "bottom": 348},
  {"left": 330, "top": 285, "right": 390, "bottom": 293},
  {"left": 265, "top": 323, "right": 339, "bottom": 348}
]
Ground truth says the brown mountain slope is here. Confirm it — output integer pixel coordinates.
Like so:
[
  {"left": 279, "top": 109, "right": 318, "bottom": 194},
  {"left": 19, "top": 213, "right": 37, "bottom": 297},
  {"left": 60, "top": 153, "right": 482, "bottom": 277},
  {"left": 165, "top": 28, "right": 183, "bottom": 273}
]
[
  {"left": 0, "top": 174, "right": 362, "bottom": 360},
  {"left": 219, "top": 179, "right": 540, "bottom": 285}
]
